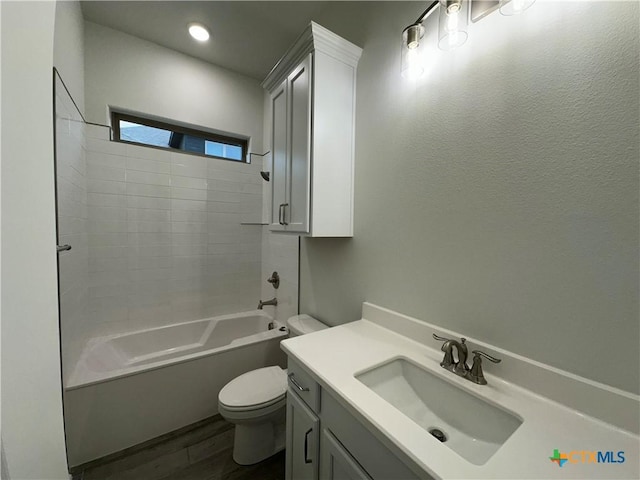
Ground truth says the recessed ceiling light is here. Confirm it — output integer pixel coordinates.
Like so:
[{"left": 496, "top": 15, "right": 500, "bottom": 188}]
[{"left": 188, "top": 23, "right": 210, "bottom": 42}]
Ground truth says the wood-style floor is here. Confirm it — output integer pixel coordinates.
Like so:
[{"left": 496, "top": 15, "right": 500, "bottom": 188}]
[{"left": 70, "top": 415, "right": 284, "bottom": 480}]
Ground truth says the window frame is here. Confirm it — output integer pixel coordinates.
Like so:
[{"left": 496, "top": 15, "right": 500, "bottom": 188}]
[{"left": 111, "top": 111, "right": 249, "bottom": 163}]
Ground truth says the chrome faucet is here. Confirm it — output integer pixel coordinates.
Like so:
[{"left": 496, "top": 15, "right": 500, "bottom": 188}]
[
  {"left": 257, "top": 298, "right": 278, "bottom": 309},
  {"left": 432, "top": 334, "right": 501, "bottom": 385}
]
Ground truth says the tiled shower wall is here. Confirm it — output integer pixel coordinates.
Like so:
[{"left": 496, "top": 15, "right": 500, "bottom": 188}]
[
  {"left": 55, "top": 77, "right": 88, "bottom": 378},
  {"left": 56, "top": 98, "right": 299, "bottom": 384},
  {"left": 83, "top": 124, "right": 265, "bottom": 341}
]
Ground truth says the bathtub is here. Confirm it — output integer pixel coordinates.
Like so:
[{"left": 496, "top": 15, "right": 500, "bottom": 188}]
[{"left": 64, "top": 310, "right": 288, "bottom": 467}]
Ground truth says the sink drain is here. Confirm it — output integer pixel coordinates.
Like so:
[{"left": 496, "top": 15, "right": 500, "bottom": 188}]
[{"left": 428, "top": 428, "right": 447, "bottom": 443}]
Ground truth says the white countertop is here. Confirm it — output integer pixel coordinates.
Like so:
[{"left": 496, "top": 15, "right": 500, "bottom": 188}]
[{"left": 281, "top": 308, "right": 640, "bottom": 479}]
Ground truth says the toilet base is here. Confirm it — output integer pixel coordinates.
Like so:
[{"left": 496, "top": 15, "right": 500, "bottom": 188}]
[{"left": 231, "top": 409, "right": 286, "bottom": 465}]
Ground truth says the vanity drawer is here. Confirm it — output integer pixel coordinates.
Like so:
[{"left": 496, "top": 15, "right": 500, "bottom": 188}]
[{"left": 287, "top": 357, "right": 320, "bottom": 412}]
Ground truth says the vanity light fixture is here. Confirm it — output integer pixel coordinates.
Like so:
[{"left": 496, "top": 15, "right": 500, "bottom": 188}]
[
  {"left": 401, "top": 0, "right": 535, "bottom": 78},
  {"left": 188, "top": 23, "right": 210, "bottom": 42}
]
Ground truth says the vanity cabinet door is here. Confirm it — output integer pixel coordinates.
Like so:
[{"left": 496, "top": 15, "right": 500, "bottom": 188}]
[
  {"left": 286, "top": 388, "right": 319, "bottom": 480},
  {"left": 320, "top": 429, "right": 372, "bottom": 480},
  {"left": 321, "top": 390, "right": 425, "bottom": 480}
]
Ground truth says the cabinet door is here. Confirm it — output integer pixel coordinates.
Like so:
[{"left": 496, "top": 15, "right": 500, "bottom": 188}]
[
  {"left": 321, "top": 429, "right": 372, "bottom": 480},
  {"left": 286, "top": 389, "right": 319, "bottom": 480},
  {"left": 270, "top": 79, "right": 288, "bottom": 231},
  {"left": 285, "top": 54, "right": 312, "bottom": 233}
]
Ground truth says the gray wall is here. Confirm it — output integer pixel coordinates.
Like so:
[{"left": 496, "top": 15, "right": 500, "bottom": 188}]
[
  {"left": 84, "top": 21, "right": 264, "bottom": 153},
  {"left": 301, "top": 2, "right": 639, "bottom": 395},
  {"left": 54, "top": 0, "right": 85, "bottom": 112}
]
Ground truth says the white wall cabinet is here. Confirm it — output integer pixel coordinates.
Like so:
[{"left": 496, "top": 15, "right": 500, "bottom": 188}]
[{"left": 263, "top": 22, "right": 362, "bottom": 237}]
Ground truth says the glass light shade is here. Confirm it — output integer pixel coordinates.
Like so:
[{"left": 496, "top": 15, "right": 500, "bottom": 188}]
[
  {"left": 499, "top": 0, "right": 536, "bottom": 16},
  {"left": 438, "top": 0, "right": 469, "bottom": 51},
  {"left": 401, "top": 23, "right": 426, "bottom": 79}
]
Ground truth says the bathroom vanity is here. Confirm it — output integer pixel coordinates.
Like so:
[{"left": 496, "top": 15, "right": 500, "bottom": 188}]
[
  {"left": 281, "top": 303, "right": 640, "bottom": 480},
  {"left": 285, "top": 356, "right": 425, "bottom": 480}
]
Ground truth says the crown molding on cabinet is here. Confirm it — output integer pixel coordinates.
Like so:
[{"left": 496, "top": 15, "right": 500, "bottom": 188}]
[{"left": 262, "top": 22, "right": 363, "bottom": 93}]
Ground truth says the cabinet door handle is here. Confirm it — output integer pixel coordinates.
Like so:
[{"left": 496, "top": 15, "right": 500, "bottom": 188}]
[
  {"left": 278, "top": 203, "right": 284, "bottom": 225},
  {"left": 57, "top": 244, "right": 72, "bottom": 252},
  {"left": 282, "top": 203, "right": 289, "bottom": 225},
  {"left": 304, "top": 428, "right": 313, "bottom": 464},
  {"left": 288, "top": 372, "right": 309, "bottom": 392}
]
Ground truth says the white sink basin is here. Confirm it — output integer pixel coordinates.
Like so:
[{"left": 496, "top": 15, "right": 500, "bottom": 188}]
[{"left": 356, "top": 357, "right": 522, "bottom": 465}]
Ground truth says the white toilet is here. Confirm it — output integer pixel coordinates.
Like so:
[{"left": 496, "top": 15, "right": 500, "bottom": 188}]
[{"left": 218, "top": 314, "right": 328, "bottom": 465}]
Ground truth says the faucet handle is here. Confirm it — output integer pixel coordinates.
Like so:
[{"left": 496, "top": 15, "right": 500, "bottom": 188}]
[
  {"left": 469, "top": 350, "right": 501, "bottom": 385},
  {"left": 267, "top": 271, "right": 280, "bottom": 289},
  {"left": 433, "top": 333, "right": 467, "bottom": 346},
  {"left": 472, "top": 350, "right": 501, "bottom": 363},
  {"left": 432, "top": 333, "right": 452, "bottom": 342},
  {"left": 433, "top": 333, "right": 454, "bottom": 368}
]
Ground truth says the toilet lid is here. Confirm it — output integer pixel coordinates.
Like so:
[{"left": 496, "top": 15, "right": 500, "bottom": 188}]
[{"left": 219, "top": 366, "right": 287, "bottom": 409}]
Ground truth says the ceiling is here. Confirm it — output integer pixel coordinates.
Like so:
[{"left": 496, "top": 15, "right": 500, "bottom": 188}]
[{"left": 80, "top": 1, "right": 332, "bottom": 80}]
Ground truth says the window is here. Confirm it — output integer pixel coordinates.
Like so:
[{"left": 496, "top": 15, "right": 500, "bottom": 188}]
[{"left": 112, "top": 111, "right": 248, "bottom": 162}]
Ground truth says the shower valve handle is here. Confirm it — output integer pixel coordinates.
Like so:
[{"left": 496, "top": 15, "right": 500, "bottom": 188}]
[{"left": 267, "top": 272, "right": 280, "bottom": 289}]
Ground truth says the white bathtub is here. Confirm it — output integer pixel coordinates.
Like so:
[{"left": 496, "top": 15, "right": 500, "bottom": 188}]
[{"left": 64, "top": 310, "right": 288, "bottom": 466}]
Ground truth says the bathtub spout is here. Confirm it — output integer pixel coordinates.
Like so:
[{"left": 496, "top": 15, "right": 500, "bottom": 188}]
[{"left": 258, "top": 298, "right": 278, "bottom": 309}]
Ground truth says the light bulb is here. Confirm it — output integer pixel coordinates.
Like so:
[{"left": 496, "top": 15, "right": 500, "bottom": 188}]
[
  {"left": 401, "top": 23, "right": 425, "bottom": 79},
  {"left": 404, "top": 48, "right": 424, "bottom": 80},
  {"left": 447, "top": 9, "right": 459, "bottom": 32}
]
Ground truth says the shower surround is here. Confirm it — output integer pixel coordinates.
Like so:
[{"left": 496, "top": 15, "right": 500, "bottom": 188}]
[
  {"left": 59, "top": 120, "right": 268, "bottom": 382},
  {"left": 90, "top": 130, "right": 261, "bottom": 332}
]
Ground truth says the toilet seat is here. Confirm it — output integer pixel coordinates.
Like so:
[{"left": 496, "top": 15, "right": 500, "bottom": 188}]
[
  {"left": 218, "top": 366, "right": 287, "bottom": 412},
  {"left": 218, "top": 396, "right": 287, "bottom": 423}
]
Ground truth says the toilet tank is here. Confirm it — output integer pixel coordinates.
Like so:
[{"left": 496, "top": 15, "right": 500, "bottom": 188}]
[{"left": 286, "top": 314, "right": 328, "bottom": 337}]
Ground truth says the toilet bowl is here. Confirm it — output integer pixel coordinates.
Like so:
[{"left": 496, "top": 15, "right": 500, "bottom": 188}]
[{"left": 218, "top": 314, "right": 328, "bottom": 465}]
